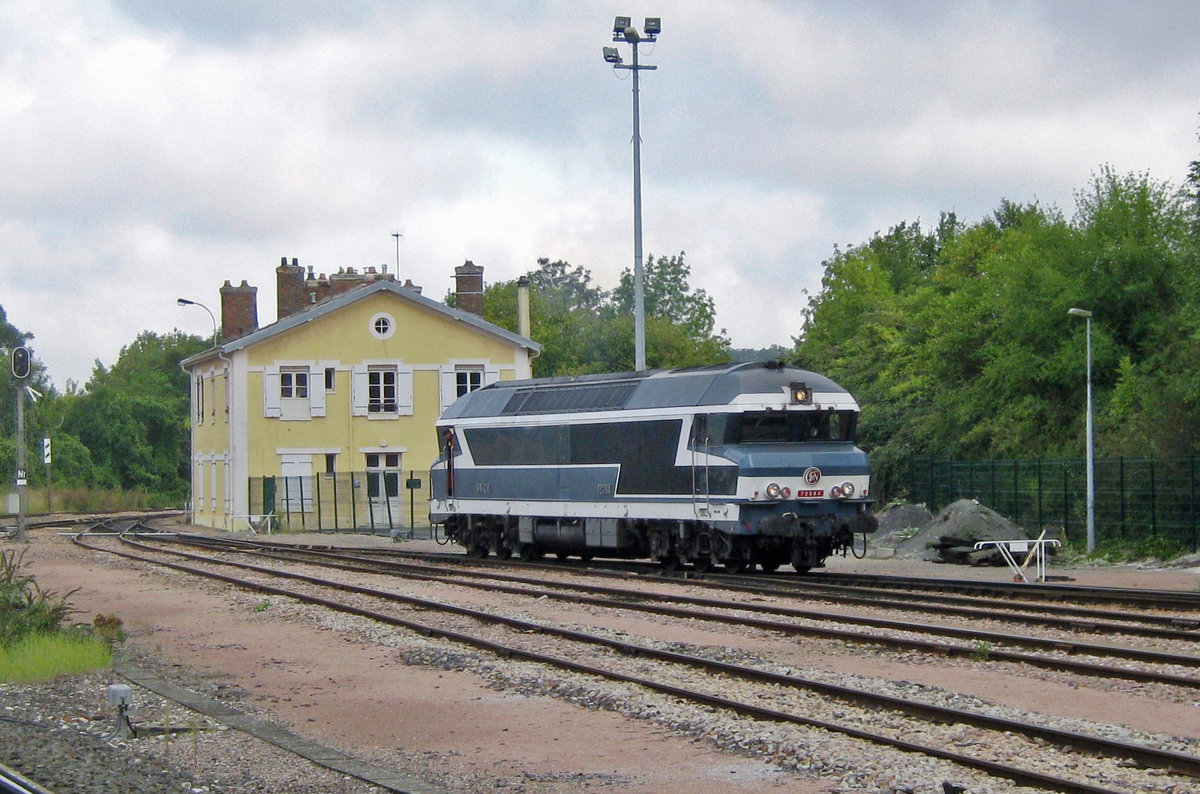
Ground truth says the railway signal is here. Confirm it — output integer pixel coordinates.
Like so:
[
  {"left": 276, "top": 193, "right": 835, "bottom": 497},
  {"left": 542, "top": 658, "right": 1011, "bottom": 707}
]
[{"left": 11, "top": 346, "right": 30, "bottom": 379}]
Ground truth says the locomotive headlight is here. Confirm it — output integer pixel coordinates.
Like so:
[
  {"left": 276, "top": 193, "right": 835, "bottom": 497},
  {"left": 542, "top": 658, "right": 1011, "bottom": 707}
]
[
  {"left": 789, "top": 381, "right": 812, "bottom": 404},
  {"left": 836, "top": 481, "right": 855, "bottom": 499},
  {"left": 764, "top": 482, "right": 783, "bottom": 500}
]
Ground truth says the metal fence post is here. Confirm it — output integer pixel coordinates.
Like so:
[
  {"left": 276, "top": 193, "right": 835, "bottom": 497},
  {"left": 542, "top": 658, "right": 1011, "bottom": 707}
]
[
  {"left": 1118, "top": 457, "right": 1126, "bottom": 539},
  {"left": 1149, "top": 460, "right": 1157, "bottom": 538},
  {"left": 1062, "top": 463, "right": 1070, "bottom": 541},
  {"left": 1036, "top": 458, "right": 1043, "bottom": 529},
  {"left": 1190, "top": 454, "right": 1197, "bottom": 551},
  {"left": 314, "top": 474, "right": 324, "bottom": 532}
]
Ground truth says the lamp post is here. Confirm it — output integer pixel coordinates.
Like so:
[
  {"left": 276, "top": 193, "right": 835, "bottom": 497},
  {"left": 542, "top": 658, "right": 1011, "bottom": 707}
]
[
  {"left": 1068, "top": 307, "right": 1095, "bottom": 553},
  {"left": 177, "top": 298, "right": 217, "bottom": 348},
  {"left": 604, "top": 16, "right": 660, "bottom": 372}
]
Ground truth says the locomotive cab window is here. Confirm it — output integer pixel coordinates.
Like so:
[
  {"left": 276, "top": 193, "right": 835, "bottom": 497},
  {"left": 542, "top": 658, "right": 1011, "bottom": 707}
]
[{"left": 697, "top": 410, "right": 857, "bottom": 445}]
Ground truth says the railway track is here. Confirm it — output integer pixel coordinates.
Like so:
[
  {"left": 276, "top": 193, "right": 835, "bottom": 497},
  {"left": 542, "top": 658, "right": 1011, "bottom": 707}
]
[
  {"left": 169, "top": 535, "right": 1200, "bottom": 639},
  {"left": 0, "top": 761, "right": 53, "bottom": 794},
  {"left": 73, "top": 525, "right": 1200, "bottom": 793},
  {"left": 148, "top": 532, "right": 1200, "bottom": 691},
  {"left": 369, "top": 544, "right": 1200, "bottom": 615}
]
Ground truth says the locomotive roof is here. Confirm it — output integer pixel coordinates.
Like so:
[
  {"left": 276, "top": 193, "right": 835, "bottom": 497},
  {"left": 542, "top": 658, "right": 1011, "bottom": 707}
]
[{"left": 440, "top": 361, "right": 853, "bottom": 419}]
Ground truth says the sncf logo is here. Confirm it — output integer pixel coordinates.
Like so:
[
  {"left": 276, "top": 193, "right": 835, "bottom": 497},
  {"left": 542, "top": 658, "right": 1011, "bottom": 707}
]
[{"left": 803, "top": 467, "right": 822, "bottom": 485}]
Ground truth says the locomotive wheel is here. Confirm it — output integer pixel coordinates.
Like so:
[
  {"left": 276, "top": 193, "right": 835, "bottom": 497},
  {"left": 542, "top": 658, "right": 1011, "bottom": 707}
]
[
  {"left": 580, "top": 553, "right": 593, "bottom": 563},
  {"left": 518, "top": 544, "right": 542, "bottom": 561},
  {"left": 495, "top": 546, "right": 513, "bottom": 561},
  {"left": 759, "top": 560, "right": 781, "bottom": 573},
  {"left": 724, "top": 558, "right": 751, "bottom": 574},
  {"left": 658, "top": 555, "right": 680, "bottom": 573},
  {"left": 556, "top": 552, "right": 570, "bottom": 561},
  {"left": 692, "top": 557, "right": 712, "bottom": 573}
]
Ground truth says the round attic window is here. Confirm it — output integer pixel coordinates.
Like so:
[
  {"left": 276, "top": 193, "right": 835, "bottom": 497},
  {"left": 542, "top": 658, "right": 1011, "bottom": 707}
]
[{"left": 369, "top": 312, "right": 395, "bottom": 340}]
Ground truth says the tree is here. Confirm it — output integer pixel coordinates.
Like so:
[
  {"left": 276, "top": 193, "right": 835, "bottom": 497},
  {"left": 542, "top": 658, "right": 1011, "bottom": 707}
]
[
  {"left": 62, "top": 330, "right": 206, "bottom": 500},
  {"left": 481, "top": 254, "right": 730, "bottom": 376}
]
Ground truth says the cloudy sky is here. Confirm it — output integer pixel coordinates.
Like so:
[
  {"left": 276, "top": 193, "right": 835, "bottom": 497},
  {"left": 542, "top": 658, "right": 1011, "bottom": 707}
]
[{"left": 2, "top": 0, "right": 1197, "bottom": 390}]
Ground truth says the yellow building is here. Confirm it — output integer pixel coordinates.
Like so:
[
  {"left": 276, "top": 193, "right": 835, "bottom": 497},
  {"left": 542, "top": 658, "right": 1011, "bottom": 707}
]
[{"left": 180, "top": 258, "right": 539, "bottom": 531}]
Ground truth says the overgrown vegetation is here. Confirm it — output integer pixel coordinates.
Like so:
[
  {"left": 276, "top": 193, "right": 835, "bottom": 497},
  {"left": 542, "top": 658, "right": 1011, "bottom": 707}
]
[
  {"left": 0, "top": 549, "right": 112, "bottom": 681},
  {"left": 794, "top": 154, "right": 1200, "bottom": 527}
]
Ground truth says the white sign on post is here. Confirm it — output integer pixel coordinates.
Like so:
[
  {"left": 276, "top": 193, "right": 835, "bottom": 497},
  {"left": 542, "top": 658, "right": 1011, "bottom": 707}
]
[{"left": 43, "top": 438, "right": 51, "bottom": 465}]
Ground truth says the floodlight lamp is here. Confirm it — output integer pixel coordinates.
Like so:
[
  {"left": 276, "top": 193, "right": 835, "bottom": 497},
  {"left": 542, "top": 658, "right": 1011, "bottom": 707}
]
[
  {"left": 602, "top": 46, "right": 622, "bottom": 64},
  {"left": 613, "top": 16, "right": 631, "bottom": 34},
  {"left": 643, "top": 17, "right": 661, "bottom": 36},
  {"left": 1067, "top": 307, "right": 1092, "bottom": 318},
  {"left": 623, "top": 26, "right": 640, "bottom": 43}
]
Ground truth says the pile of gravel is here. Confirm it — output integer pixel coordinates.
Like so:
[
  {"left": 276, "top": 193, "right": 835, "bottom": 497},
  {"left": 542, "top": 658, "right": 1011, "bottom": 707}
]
[{"left": 873, "top": 499, "right": 1036, "bottom": 563}]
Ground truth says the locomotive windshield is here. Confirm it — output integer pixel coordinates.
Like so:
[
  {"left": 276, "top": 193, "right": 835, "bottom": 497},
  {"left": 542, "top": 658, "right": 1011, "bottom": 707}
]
[{"left": 692, "top": 409, "right": 857, "bottom": 447}]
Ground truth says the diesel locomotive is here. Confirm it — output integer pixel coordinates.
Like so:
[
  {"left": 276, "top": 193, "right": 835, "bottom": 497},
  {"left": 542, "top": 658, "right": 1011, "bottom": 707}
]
[{"left": 429, "top": 361, "right": 877, "bottom": 572}]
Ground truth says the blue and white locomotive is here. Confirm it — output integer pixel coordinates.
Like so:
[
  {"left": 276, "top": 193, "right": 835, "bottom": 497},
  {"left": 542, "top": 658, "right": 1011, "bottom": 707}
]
[{"left": 429, "top": 361, "right": 877, "bottom": 573}]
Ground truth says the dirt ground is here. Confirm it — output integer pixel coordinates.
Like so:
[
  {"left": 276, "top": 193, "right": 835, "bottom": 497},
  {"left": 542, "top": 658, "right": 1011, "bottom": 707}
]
[{"left": 16, "top": 524, "right": 1200, "bottom": 793}]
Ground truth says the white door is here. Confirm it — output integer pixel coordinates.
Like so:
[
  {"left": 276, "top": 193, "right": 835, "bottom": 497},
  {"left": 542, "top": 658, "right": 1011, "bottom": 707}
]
[
  {"left": 279, "top": 455, "right": 314, "bottom": 515},
  {"left": 365, "top": 452, "right": 404, "bottom": 527}
]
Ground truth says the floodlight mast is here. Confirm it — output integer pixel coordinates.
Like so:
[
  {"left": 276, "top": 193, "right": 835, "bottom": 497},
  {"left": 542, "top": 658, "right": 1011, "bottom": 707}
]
[
  {"left": 1068, "top": 307, "right": 1095, "bottom": 553},
  {"left": 604, "top": 16, "right": 659, "bottom": 372}
]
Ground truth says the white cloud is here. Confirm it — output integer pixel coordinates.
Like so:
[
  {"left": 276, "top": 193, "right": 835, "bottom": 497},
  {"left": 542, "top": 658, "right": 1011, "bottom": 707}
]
[{"left": 0, "top": 0, "right": 1196, "bottom": 389}]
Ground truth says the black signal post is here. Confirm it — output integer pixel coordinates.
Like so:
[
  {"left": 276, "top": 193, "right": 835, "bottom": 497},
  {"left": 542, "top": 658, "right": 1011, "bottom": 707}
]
[{"left": 10, "top": 347, "right": 30, "bottom": 541}]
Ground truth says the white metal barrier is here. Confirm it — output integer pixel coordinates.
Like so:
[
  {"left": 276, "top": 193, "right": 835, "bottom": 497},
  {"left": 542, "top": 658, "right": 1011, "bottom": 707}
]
[{"left": 974, "top": 537, "right": 1060, "bottom": 582}]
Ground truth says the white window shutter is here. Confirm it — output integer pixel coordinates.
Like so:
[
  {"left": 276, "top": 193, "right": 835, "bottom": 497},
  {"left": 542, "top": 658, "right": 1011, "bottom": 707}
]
[
  {"left": 397, "top": 366, "right": 414, "bottom": 415},
  {"left": 309, "top": 364, "right": 326, "bottom": 417},
  {"left": 484, "top": 365, "right": 499, "bottom": 386},
  {"left": 351, "top": 365, "right": 368, "bottom": 416},
  {"left": 439, "top": 365, "right": 456, "bottom": 412},
  {"left": 263, "top": 367, "right": 282, "bottom": 418}
]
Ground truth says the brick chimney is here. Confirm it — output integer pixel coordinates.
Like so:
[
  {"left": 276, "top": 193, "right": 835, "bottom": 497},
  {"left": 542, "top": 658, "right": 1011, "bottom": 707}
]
[
  {"left": 454, "top": 260, "right": 484, "bottom": 317},
  {"left": 219, "top": 280, "right": 258, "bottom": 340},
  {"left": 276, "top": 257, "right": 307, "bottom": 319}
]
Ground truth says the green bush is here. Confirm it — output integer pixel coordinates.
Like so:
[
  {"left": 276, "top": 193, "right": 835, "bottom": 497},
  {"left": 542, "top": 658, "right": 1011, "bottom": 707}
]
[{"left": 0, "top": 549, "right": 74, "bottom": 645}]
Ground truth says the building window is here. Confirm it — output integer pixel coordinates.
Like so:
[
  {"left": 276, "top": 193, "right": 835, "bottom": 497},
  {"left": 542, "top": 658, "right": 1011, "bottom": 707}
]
[
  {"left": 456, "top": 367, "right": 483, "bottom": 398},
  {"left": 368, "top": 367, "right": 398, "bottom": 414},
  {"left": 369, "top": 312, "right": 395, "bottom": 340},
  {"left": 194, "top": 376, "right": 204, "bottom": 423},
  {"left": 325, "top": 367, "right": 335, "bottom": 392},
  {"left": 281, "top": 368, "right": 309, "bottom": 399}
]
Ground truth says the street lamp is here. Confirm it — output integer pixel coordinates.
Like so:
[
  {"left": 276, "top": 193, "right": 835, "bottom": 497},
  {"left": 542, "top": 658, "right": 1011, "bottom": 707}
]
[
  {"left": 604, "top": 16, "right": 660, "bottom": 372},
  {"left": 177, "top": 298, "right": 218, "bottom": 348},
  {"left": 1068, "top": 307, "right": 1095, "bottom": 553}
]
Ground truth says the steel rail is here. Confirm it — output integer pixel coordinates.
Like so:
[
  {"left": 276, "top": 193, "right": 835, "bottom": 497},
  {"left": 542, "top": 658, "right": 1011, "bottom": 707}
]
[
  {"left": 304, "top": 544, "right": 1200, "bottom": 640},
  {"left": 796, "top": 570, "right": 1200, "bottom": 611},
  {"left": 0, "top": 761, "right": 55, "bottom": 794},
  {"left": 86, "top": 530, "right": 1200, "bottom": 787},
  {"left": 276, "top": 542, "right": 1200, "bottom": 629},
  {"left": 156, "top": 533, "right": 1200, "bottom": 677}
]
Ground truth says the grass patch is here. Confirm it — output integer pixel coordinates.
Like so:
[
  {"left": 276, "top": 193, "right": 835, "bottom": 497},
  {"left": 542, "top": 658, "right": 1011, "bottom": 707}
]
[
  {"left": 0, "top": 632, "right": 111, "bottom": 682},
  {"left": 0, "top": 549, "right": 120, "bottom": 682}
]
